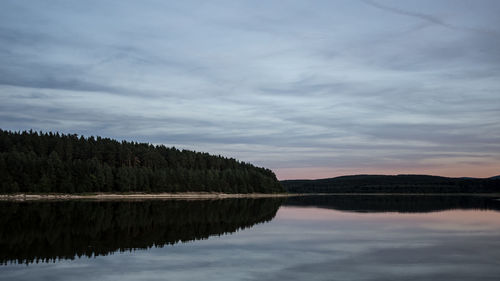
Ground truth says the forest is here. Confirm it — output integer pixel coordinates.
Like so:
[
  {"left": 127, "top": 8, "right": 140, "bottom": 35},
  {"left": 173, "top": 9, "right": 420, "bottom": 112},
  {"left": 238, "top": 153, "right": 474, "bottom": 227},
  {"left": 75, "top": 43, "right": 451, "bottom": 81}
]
[
  {"left": 0, "top": 198, "right": 283, "bottom": 264},
  {"left": 282, "top": 174, "right": 500, "bottom": 194},
  {"left": 0, "top": 129, "right": 284, "bottom": 194}
]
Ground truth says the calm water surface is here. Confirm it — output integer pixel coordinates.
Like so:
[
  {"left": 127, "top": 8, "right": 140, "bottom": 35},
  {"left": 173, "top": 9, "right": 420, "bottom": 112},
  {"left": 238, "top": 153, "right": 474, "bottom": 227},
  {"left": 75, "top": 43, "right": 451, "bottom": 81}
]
[{"left": 1, "top": 195, "right": 500, "bottom": 281}]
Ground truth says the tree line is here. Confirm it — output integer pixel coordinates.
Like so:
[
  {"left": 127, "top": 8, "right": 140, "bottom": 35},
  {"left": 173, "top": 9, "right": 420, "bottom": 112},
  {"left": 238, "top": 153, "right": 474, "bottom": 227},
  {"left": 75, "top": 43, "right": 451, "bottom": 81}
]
[
  {"left": 282, "top": 174, "right": 500, "bottom": 194},
  {"left": 0, "top": 129, "right": 284, "bottom": 193}
]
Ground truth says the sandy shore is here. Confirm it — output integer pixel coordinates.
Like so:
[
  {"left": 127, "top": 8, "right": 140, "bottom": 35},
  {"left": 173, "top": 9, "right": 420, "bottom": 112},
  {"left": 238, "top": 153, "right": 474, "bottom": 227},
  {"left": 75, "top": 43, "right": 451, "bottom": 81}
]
[
  {"left": 1, "top": 192, "right": 498, "bottom": 201},
  {"left": 0, "top": 192, "right": 296, "bottom": 201}
]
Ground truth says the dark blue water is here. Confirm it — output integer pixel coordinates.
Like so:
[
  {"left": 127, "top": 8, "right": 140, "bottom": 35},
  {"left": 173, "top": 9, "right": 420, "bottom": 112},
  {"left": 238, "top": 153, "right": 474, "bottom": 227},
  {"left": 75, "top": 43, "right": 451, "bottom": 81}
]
[{"left": 1, "top": 196, "right": 500, "bottom": 281}]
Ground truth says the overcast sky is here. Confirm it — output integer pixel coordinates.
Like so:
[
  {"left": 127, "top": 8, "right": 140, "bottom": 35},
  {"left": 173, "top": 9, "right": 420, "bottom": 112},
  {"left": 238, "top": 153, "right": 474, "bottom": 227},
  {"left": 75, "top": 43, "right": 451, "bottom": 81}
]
[{"left": 1, "top": 0, "right": 499, "bottom": 179}]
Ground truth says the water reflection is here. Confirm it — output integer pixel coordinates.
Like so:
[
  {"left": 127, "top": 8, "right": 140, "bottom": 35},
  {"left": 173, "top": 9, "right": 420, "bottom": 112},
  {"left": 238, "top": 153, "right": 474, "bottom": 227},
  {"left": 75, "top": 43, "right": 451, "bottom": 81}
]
[
  {"left": 267, "top": 206, "right": 500, "bottom": 281},
  {"left": 285, "top": 195, "right": 500, "bottom": 213},
  {"left": 1, "top": 195, "right": 500, "bottom": 281},
  {"left": 0, "top": 198, "right": 283, "bottom": 265}
]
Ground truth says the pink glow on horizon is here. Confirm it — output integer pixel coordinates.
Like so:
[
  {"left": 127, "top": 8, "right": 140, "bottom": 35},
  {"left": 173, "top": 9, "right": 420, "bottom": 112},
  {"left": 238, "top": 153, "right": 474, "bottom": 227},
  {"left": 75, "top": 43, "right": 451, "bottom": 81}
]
[{"left": 276, "top": 207, "right": 500, "bottom": 228}]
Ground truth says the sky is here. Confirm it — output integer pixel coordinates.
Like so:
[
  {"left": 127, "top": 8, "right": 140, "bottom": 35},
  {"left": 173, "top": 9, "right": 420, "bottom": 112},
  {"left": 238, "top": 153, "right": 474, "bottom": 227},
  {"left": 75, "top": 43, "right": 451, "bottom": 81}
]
[{"left": 1, "top": 0, "right": 499, "bottom": 179}]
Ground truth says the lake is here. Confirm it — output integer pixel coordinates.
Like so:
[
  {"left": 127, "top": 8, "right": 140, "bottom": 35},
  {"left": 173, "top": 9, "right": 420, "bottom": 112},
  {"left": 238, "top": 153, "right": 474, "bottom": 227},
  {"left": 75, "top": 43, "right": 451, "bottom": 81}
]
[{"left": 1, "top": 195, "right": 500, "bottom": 281}]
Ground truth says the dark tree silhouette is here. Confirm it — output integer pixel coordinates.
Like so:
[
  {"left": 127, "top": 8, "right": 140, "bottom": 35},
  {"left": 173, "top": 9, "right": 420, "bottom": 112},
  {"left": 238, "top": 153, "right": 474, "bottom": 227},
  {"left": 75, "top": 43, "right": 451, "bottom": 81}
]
[
  {"left": 282, "top": 175, "right": 500, "bottom": 194},
  {"left": 0, "top": 129, "right": 284, "bottom": 194}
]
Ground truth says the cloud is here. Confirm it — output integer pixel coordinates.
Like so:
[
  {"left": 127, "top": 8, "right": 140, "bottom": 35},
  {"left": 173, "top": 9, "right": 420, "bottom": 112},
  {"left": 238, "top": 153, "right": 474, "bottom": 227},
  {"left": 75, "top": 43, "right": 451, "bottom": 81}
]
[
  {"left": 361, "top": 0, "right": 500, "bottom": 36},
  {"left": 1, "top": 0, "right": 499, "bottom": 178}
]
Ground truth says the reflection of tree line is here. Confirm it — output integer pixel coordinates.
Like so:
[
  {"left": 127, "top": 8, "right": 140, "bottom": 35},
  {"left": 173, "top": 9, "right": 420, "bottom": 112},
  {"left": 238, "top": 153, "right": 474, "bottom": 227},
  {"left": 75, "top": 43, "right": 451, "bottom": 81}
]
[
  {"left": 284, "top": 195, "right": 500, "bottom": 213},
  {"left": 0, "top": 199, "right": 283, "bottom": 265},
  {"left": 3, "top": 195, "right": 499, "bottom": 265}
]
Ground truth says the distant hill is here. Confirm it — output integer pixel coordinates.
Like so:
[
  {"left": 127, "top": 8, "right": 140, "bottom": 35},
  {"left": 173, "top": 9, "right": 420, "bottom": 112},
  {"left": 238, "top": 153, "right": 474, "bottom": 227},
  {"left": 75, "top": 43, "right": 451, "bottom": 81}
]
[
  {"left": 0, "top": 129, "right": 284, "bottom": 194},
  {"left": 490, "top": 175, "right": 500, "bottom": 179},
  {"left": 281, "top": 174, "right": 500, "bottom": 194}
]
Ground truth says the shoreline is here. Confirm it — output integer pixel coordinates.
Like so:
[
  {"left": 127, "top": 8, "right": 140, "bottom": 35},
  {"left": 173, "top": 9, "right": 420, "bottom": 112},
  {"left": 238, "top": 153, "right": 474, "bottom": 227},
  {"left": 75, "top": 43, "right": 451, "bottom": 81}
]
[
  {"left": 0, "top": 192, "right": 296, "bottom": 201},
  {"left": 0, "top": 192, "right": 499, "bottom": 201},
  {"left": 296, "top": 193, "right": 500, "bottom": 197}
]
